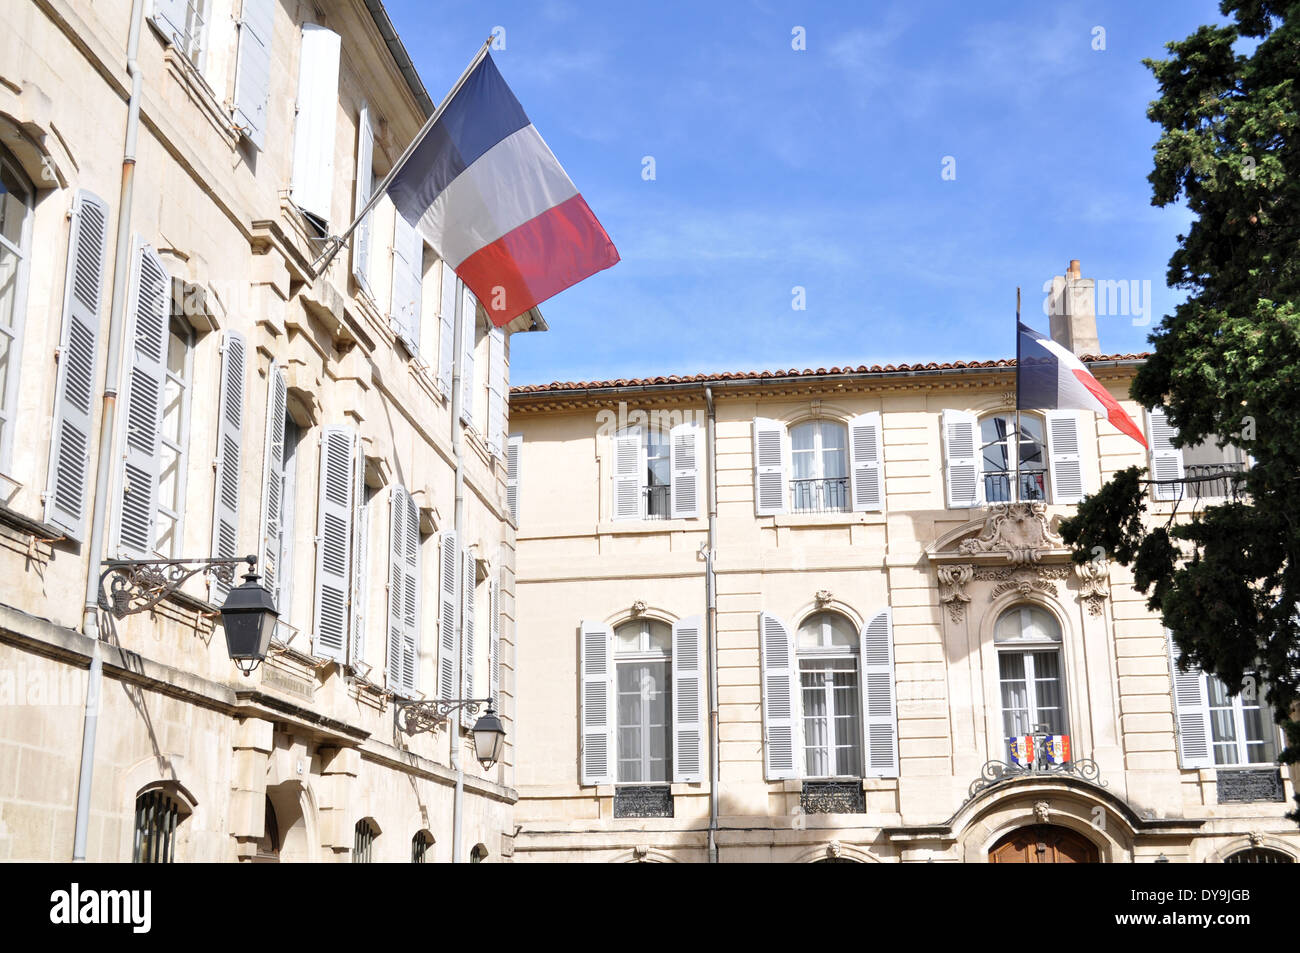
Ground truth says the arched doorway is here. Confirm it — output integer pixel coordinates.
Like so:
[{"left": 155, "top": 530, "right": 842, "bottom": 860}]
[
  {"left": 252, "top": 796, "right": 280, "bottom": 863},
  {"left": 989, "top": 825, "right": 1098, "bottom": 863}
]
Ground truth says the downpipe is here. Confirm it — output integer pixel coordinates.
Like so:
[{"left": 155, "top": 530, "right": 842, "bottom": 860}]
[{"left": 704, "top": 386, "right": 719, "bottom": 863}]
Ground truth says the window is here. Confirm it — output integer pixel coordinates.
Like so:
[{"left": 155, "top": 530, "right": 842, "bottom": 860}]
[
  {"left": 980, "top": 414, "right": 1047, "bottom": 502},
  {"left": 0, "top": 151, "right": 33, "bottom": 474},
  {"left": 790, "top": 420, "right": 849, "bottom": 512},
  {"left": 155, "top": 318, "right": 193, "bottom": 556},
  {"left": 269, "top": 416, "right": 300, "bottom": 623},
  {"left": 1224, "top": 848, "right": 1293, "bottom": 864},
  {"left": 995, "top": 605, "right": 1066, "bottom": 759},
  {"left": 1206, "top": 673, "right": 1278, "bottom": 766},
  {"left": 132, "top": 788, "right": 188, "bottom": 863},
  {"left": 612, "top": 421, "right": 701, "bottom": 521},
  {"left": 469, "top": 843, "right": 488, "bottom": 863},
  {"left": 411, "top": 830, "right": 433, "bottom": 863},
  {"left": 614, "top": 618, "right": 672, "bottom": 783},
  {"left": 150, "top": 0, "right": 209, "bottom": 69},
  {"left": 797, "top": 612, "right": 862, "bottom": 777},
  {"left": 353, "top": 819, "right": 377, "bottom": 863},
  {"left": 1148, "top": 407, "right": 1247, "bottom": 502}
]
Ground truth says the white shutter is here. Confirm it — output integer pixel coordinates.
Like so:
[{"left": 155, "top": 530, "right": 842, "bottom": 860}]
[
  {"left": 258, "top": 365, "right": 287, "bottom": 607},
  {"left": 459, "top": 285, "right": 477, "bottom": 425},
  {"left": 348, "top": 451, "right": 368, "bottom": 667},
  {"left": 489, "top": 578, "right": 501, "bottom": 703},
  {"left": 1167, "top": 630, "right": 1213, "bottom": 769},
  {"left": 45, "top": 190, "right": 109, "bottom": 540},
  {"left": 399, "top": 489, "right": 419, "bottom": 694},
  {"left": 351, "top": 104, "right": 374, "bottom": 290},
  {"left": 612, "top": 426, "right": 642, "bottom": 520},
  {"left": 1148, "top": 408, "right": 1185, "bottom": 502},
  {"left": 670, "top": 421, "right": 701, "bottom": 519},
  {"left": 113, "top": 241, "right": 169, "bottom": 558},
  {"left": 672, "top": 615, "right": 706, "bottom": 783},
  {"left": 579, "top": 620, "right": 614, "bottom": 785},
  {"left": 1046, "top": 410, "right": 1085, "bottom": 504},
  {"left": 232, "top": 0, "right": 274, "bottom": 150},
  {"left": 210, "top": 331, "right": 247, "bottom": 603},
  {"left": 759, "top": 611, "right": 799, "bottom": 780},
  {"left": 389, "top": 213, "right": 421, "bottom": 352},
  {"left": 289, "top": 23, "right": 341, "bottom": 225},
  {"left": 149, "top": 0, "right": 190, "bottom": 45},
  {"left": 506, "top": 433, "right": 521, "bottom": 523},
  {"left": 438, "top": 531, "right": 459, "bottom": 699},
  {"left": 312, "top": 426, "right": 355, "bottom": 662},
  {"left": 460, "top": 549, "right": 476, "bottom": 728},
  {"left": 848, "top": 411, "right": 885, "bottom": 512},
  {"left": 753, "top": 417, "right": 788, "bottom": 516},
  {"left": 861, "top": 609, "right": 899, "bottom": 778},
  {"left": 487, "top": 327, "right": 506, "bottom": 455},
  {"left": 386, "top": 487, "right": 406, "bottom": 691},
  {"left": 943, "top": 409, "right": 981, "bottom": 508},
  {"left": 437, "top": 263, "right": 456, "bottom": 395}
]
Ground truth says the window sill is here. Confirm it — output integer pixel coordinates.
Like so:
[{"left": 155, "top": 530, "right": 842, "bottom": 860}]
[
  {"left": 769, "top": 511, "right": 885, "bottom": 528},
  {"left": 599, "top": 517, "right": 703, "bottom": 534}
]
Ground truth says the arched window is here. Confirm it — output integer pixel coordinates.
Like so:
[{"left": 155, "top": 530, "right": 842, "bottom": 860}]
[
  {"left": 1224, "top": 847, "right": 1293, "bottom": 864},
  {"left": 411, "top": 830, "right": 433, "bottom": 863},
  {"left": 614, "top": 618, "right": 672, "bottom": 783},
  {"left": 353, "top": 819, "right": 378, "bottom": 863},
  {"left": 797, "top": 611, "right": 861, "bottom": 777},
  {"left": 995, "top": 605, "right": 1066, "bottom": 760},
  {"left": 470, "top": 843, "right": 488, "bottom": 863},
  {"left": 0, "top": 147, "right": 34, "bottom": 473},
  {"left": 132, "top": 787, "right": 190, "bottom": 863},
  {"left": 980, "top": 413, "right": 1047, "bottom": 502},
  {"left": 790, "top": 420, "right": 849, "bottom": 512}
]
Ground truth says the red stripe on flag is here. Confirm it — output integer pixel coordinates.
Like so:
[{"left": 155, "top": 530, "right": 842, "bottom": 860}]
[
  {"left": 1071, "top": 368, "right": 1148, "bottom": 448},
  {"left": 455, "top": 193, "right": 619, "bottom": 327}
]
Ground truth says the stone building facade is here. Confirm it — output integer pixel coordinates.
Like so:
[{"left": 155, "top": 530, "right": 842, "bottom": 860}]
[
  {"left": 508, "top": 270, "right": 1300, "bottom": 863},
  {"left": 0, "top": 0, "right": 527, "bottom": 861}
]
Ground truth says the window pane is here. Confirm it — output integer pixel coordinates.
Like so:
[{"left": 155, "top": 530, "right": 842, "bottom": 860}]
[
  {"left": 833, "top": 666, "right": 862, "bottom": 776},
  {"left": 1032, "top": 651, "right": 1065, "bottom": 734},
  {"left": 995, "top": 605, "right": 1060, "bottom": 642},
  {"left": 999, "top": 652, "right": 1031, "bottom": 737},
  {"left": 819, "top": 422, "right": 847, "bottom": 479},
  {"left": 801, "top": 662, "right": 831, "bottom": 777},
  {"left": 0, "top": 244, "right": 18, "bottom": 332},
  {"left": 0, "top": 163, "right": 29, "bottom": 248},
  {"left": 615, "top": 622, "right": 641, "bottom": 653}
]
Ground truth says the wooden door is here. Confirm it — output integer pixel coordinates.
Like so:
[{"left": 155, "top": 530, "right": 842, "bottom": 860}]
[{"left": 989, "top": 825, "right": 1098, "bottom": 863}]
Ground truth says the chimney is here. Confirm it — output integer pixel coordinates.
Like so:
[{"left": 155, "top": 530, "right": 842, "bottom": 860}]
[{"left": 1047, "top": 259, "right": 1100, "bottom": 357}]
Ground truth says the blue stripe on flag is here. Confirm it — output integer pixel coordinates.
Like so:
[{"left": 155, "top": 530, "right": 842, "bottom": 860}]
[
  {"left": 389, "top": 52, "right": 531, "bottom": 228},
  {"left": 1017, "top": 322, "right": 1057, "bottom": 410}
]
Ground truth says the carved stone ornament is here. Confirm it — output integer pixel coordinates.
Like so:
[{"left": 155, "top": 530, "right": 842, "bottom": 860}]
[
  {"left": 1074, "top": 560, "right": 1109, "bottom": 616},
  {"left": 1249, "top": 831, "right": 1264, "bottom": 847},
  {"left": 814, "top": 589, "right": 834, "bottom": 608},
  {"left": 958, "top": 502, "right": 1063, "bottom": 566},
  {"left": 1033, "top": 800, "right": 1051, "bottom": 824},
  {"left": 937, "top": 565, "right": 974, "bottom": 623},
  {"left": 827, "top": 840, "right": 843, "bottom": 859},
  {"left": 630, "top": 600, "right": 647, "bottom": 617}
]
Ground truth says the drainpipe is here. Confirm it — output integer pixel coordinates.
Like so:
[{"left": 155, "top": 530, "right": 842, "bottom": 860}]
[
  {"left": 449, "top": 283, "right": 466, "bottom": 863},
  {"left": 703, "top": 386, "right": 719, "bottom": 863},
  {"left": 72, "top": 0, "right": 146, "bottom": 862}
]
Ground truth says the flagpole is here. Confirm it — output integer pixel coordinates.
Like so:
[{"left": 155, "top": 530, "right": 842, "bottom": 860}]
[
  {"left": 1014, "top": 286, "right": 1021, "bottom": 504},
  {"left": 309, "top": 34, "right": 496, "bottom": 280}
]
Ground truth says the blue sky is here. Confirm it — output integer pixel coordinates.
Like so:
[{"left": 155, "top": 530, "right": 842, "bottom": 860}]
[{"left": 386, "top": 0, "right": 1225, "bottom": 386}]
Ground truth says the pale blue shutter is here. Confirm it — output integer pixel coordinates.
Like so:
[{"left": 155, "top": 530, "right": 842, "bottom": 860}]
[
  {"left": 943, "top": 409, "right": 980, "bottom": 508},
  {"left": 506, "top": 433, "right": 521, "bottom": 523},
  {"left": 848, "top": 411, "right": 885, "bottom": 512},
  {"left": 670, "top": 422, "right": 701, "bottom": 519},
  {"left": 460, "top": 549, "right": 477, "bottom": 728},
  {"left": 579, "top": 621, "right": 614, "bottom": 785},
  {"left": 612, "top": 427, "right": 641, "bottom": 520},
  {"left": 389, "top": 213, "right": 421, "bottom": 352},
  {"left": 351, "top": 104, "right": 374, "bottom": 291},
  {"left": 150, "top": 0, "right": 190, "bottom": 45},
  {"left": 258, "top": 364, "right": 287, "bottom": 607},
  {"left": 1167, "top": 631, "right": 1213, "bottom": 769},
  {"left": 438, "top": 531, "right": 459, "bottom": 698},
  {"left": 437, "top": 263, "right": 456, "bottom": 395},
  {"left": 1046, "top": 410, "right": 1085, "bottom": 504},
  {"left": 289, "top": 24, "right": 341, "bottom": 225},
  {"left": 232, "top": 0, "right": 274, "bottom": 150},
  {"left": 348, "top": 450, "right": 368, "bottom": 667},
  {"left": 210, "top": 331, "right": 247, "bottom": 603},
  {"left": 459, "top": 285, "right": 477, "bottom": 425},
  {"left": 400, "top": 489, "right": 420, "bottom": 694},
  {"left": 672, "top": 615, "right": 705, "bottom": 783},
  {"left": 45, "top": 191, "right": 109, "bottom": 540},
  {"left": 114, "top": 240, "right": 170, "bottom": 558},
  {"left": 313, "top": 426, "right": 355, "bottom": 662},
  {"left": 489, "top": 577, "right": 501, "bottom": 703},
  {"left": 759, "top": 612, "right": 798, "bottom": 780},
  {"left": 487, "top": 327, "right": 506, "bottom": 455},
  {"left": 386, "top": 487, "right": 406, "bottom": 691},
  {"left": 753, "top": 418, "right": 787, "bottom": 516},
  {"left": 861, "top": 609, "right": 899, "bottom": 778}
]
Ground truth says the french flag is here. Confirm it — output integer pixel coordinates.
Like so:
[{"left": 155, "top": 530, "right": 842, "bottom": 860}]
[
  {"left": 1017, "top": 322, "right": 1147, "bottom": 448},
  {"left": 387, "top": 51, "right": 619, "bottom": 327}
]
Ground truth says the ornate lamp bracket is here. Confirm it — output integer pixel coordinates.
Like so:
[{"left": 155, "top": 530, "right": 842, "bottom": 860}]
[
  {"left": 98, "top": 555, "right": 259, "bottom": 618},
  {"left": 394, "top": 697, "right": 495, "bottom": 735}
]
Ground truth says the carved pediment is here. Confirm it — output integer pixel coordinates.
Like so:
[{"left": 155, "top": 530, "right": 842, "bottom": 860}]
[{"left": 930, "top": 502, "right": 1066, "bottom": 567}]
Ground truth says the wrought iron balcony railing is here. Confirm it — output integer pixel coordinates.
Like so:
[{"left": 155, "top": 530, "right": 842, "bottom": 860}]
[
  {"left": 983, "top": 469, "right": 1047, "bottom": 503},
  {"left": 643, "top": 484, "right": 671, "bottom": 520},
  {"left": 791, "top": 477, "right": 849, "bottom": 513}
]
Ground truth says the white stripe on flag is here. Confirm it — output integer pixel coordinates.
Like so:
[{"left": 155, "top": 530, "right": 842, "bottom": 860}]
[
  {"left": 1036, "top": 334, "right": 1109, "bottom": 416},
  {"left": 417, "top": 124, "right": 579, "bottom": 268}
]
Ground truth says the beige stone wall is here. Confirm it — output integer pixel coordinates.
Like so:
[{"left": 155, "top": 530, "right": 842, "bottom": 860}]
[
  {"left": 0, "top": 0, "right": 519, "bottom": 861},
  {"left": 512, "top": 371, "right": 1300, "bottom": 862}
]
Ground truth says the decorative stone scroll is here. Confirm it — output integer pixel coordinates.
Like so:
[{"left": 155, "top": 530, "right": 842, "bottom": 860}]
[
  {"left": 1074, "top": 560, "right": 1110, "bottom": 616},
  {"left": 938, "top": 565, "right": 973, "bottom": 623},
  {"left": 958, "top": 502, "right": 1063, "bottom": 566}
]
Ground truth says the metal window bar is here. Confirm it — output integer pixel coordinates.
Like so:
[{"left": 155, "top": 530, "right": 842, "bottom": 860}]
[
  {"left": 411, "top": 832, "right": 430, "bottom": 863},
  {"left": 132, "top": 789, "right": 178, "bottom": 863},
  {"left": 983, "top": 469, "right": 1047, "bottom": 503},
  {"left": 1147, "top": 464, "right": 1248, "bottom": 504},
  {"left": 643, "top": 484, "right": 671, "bottom": 520},
  {"left": 353, "top": 820, "right": 375, "bottom": 863},
  {"left": 1225, "top": 848, "right": 1294, "bottom": 864},
  {"left": 613, "top": 785, "right": 674, "bottom": 818},
  {"left": 790, "top": 476, "right": 849, "bottom": 513}
]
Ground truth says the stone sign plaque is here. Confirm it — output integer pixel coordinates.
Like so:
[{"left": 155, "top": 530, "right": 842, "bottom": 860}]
[{"left": 1216, "top": 768, "right": 1285, "bottom": 803}]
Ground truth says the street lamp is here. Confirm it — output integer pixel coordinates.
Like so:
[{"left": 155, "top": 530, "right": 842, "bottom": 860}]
[
  {"left": 219, "top": 567, "right": 279, "bottom": 675},
  {"left": 470, "top": 706, "right": 506, "bottom": 769},
  {"left": 396, "top": 697, "right": 507, "bottom": 770}
]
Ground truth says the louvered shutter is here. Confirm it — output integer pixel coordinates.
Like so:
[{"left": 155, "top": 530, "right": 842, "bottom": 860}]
[
  {"left": 1167, "top": 630, "right": 1213, "bottom": 769},
  {"left": 386, "top": 487, "right": 406, "bottom": 691},
  {"left": 289, "top": 24, "right": 341, "bottom": 225},
  {"left": 759, "top": 611, "right": 799, "bottom": 780},
  {"left": 489, "top": 578, "right": 501, "bottom": 703},
  {"left": 579, "top": 621, "right": 614, "bottom": 785},
  {"left": 505, "top": 434, "right": 521, "bottom": 523},
  {"left": 210, "top": 331, "right": 247, "bottom": 603},
  {"left": 232, "top": 0, "right": 274, "bottom": 150},
  {"left": 312, "top": 427, "right": 355, "bottom": 662},
  {"left": 1148, "top": 408, "right": 1185, "bottom": 502},
  {"left": 753, "top": 418, "right": 788, "bottom": 516},
  {"left": 348, "top": 452, "right": 368, "bottom": 667},
  {"left": 848, "top": 411, "right": 885, "bottom": 512},
  {"left": 389, "top": 213, "right": 421, "bottom": 352},
  {"left": 351, "top": 104, "right": 374, "bottom": 290},
  {"left": 258, "top": 365, "right": 287, "bottom": 607},
  {"left": 612, "top": 427, "right": 642, "bottom": 520},
  {"left": 459, "top": 286, "right": 477, "bottom": 425},
  {"left": 861, "top": 609, "right": 899, "bottom": 778},
  {"left": 45, "top": 191, "right": 109, "bottom": 540},
  {"left": 438, "top": 531, "right": 459, "bottom": 699},
  {"left": 943, "top": 409, "right": 981, "bottom": 508},
  {"left": 672, "top": 615, "right": 705, "bottom": 783},
  {"left": 670, "top": 421, "right": 701, "bottom": 519},
  {"left": 399, "top": 489, "right": 419, "bottom": 694},
  {"left": 437, "top": 263, "right": 456, "bottom": 394},
  {"left": 487, "top": 327, "right": 506, "bottom": 455},
  {"left": 460, "top": 550, "right": 477, "bottom": 728},
  {"left": 113, "top": 241, "right": 169, "bottom": 558},
  {"left": 1046, "top": 410, "right": 1085, "bottom": 504},
  {"left": 149, "top": 0, "right": 190, "bottom": 44}
]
